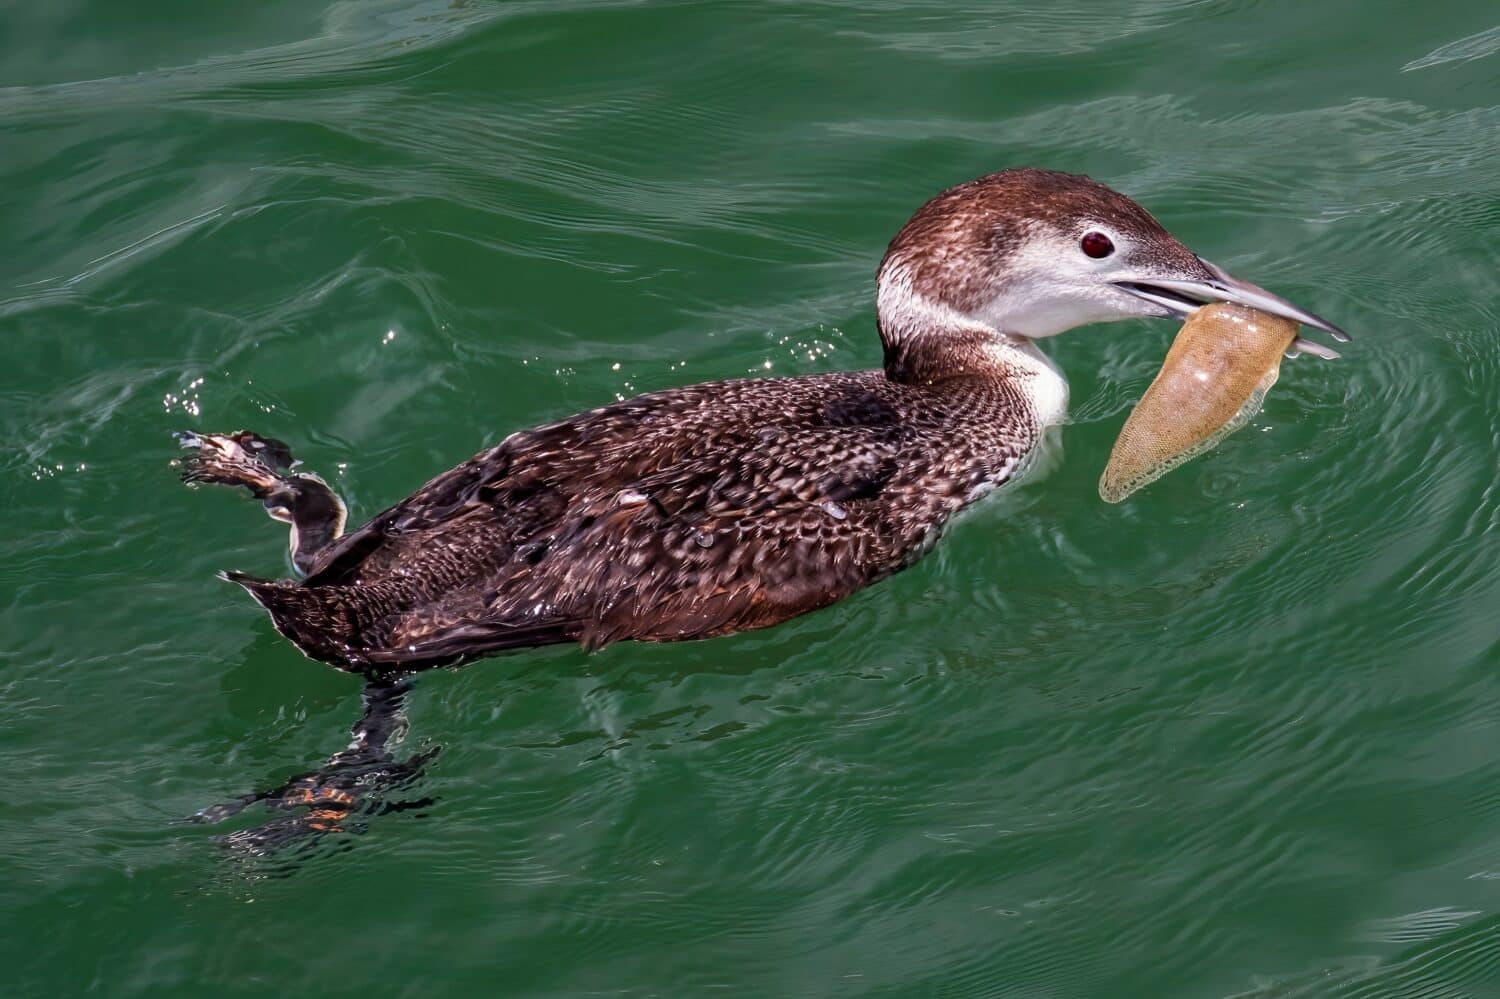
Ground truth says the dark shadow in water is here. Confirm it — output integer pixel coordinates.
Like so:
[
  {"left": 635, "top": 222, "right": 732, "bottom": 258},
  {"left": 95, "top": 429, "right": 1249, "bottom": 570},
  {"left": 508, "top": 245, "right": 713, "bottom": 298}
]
[{"left": 189, "top": 679, "right": 439, "bottom": 861}]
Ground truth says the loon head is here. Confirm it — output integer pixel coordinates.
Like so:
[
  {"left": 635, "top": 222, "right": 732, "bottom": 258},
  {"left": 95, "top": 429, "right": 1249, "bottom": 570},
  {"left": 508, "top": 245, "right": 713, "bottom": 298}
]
[{"left": 876, "top": 169, "right": 1348, "bottom": 381}]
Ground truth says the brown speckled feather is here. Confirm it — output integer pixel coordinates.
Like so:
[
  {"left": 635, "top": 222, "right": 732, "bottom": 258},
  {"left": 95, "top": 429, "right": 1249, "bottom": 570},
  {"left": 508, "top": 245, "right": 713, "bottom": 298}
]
[{"left": 246, "top": 368, "right": 1038, "bottom": 668}]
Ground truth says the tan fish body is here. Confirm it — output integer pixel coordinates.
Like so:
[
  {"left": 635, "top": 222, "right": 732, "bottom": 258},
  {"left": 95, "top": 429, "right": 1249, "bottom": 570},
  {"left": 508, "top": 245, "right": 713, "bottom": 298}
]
[{"left": 1099, "top": 303, "right": 1299, "bottom": 503}]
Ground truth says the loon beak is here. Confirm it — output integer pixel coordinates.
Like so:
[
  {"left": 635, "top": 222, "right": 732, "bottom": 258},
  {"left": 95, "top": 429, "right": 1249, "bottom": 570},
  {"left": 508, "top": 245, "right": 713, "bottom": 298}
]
[{"left": 1114, "top": 257, "right": 1350, "bottom": 360}]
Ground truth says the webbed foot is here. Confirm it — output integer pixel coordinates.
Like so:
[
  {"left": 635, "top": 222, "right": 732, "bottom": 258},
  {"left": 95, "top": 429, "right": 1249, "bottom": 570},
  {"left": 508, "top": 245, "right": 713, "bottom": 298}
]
[
  {"left": 176, "top": 430, "right": 295, "bottom": 489},
  {"left": 191, "top": 681, "right": 439, "bottom": 858},
  {"left": 174, "top": 430, "right": 347, "bottom": 574}
]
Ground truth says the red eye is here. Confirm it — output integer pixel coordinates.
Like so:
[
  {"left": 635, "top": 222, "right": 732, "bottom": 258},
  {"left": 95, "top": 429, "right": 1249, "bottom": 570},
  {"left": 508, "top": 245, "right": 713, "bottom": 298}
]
[{"left": 1080, "top": 231, "right": 1114, "bottom": 259}]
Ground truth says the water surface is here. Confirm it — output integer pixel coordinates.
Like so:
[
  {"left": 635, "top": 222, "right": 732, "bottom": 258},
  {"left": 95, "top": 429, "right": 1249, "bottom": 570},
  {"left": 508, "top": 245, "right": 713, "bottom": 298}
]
[{"left": 3, "top": 1, "right": 1499, "bottom": 995}]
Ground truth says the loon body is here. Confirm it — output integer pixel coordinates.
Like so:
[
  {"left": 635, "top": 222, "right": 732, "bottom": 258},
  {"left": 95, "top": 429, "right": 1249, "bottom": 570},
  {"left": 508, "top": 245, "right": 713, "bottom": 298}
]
[{"left": 178, "top": 169, "right": 1346, "bottom": 672}]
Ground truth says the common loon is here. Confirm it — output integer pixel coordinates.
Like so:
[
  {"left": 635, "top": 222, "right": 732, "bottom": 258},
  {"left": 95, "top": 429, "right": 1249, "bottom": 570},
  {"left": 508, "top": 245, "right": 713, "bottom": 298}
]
[{"left": 177, "top": 168, "right": 1347, "bottom": 672}]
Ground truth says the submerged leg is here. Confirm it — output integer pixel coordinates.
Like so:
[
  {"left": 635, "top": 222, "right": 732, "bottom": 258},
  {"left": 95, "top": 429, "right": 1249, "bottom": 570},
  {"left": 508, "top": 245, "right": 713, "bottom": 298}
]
[
  {"left": 191, "top": 679, "right": 440, "bottom": 857},
  {"left": 175, "top": 431, "right": 347, "bottom": 574}
]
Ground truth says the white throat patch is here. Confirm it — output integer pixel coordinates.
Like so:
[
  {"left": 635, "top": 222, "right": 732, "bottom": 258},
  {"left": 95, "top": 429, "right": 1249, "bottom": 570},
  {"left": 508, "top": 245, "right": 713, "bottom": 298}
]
[{"left": 876, "top": 262, "right": 1070, "bottom": 429}]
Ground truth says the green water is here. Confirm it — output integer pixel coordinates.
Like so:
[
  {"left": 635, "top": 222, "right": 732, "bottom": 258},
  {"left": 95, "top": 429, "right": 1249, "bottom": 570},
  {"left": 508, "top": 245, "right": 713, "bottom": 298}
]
[{"left": 4, "top": 1, "right": 1499, "bottom": 995}]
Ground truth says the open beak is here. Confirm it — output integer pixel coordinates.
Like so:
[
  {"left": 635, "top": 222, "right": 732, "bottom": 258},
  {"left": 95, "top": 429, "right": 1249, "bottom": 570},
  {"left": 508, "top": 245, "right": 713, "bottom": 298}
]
[{"left": 1114, "top": 257, "right": 1350, "bottom": 360}]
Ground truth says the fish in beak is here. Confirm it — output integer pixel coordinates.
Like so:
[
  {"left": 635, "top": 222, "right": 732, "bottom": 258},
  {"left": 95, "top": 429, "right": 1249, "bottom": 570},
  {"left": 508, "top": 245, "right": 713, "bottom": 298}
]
[
  {"left": 1099, "top": 302, "right": 1318, "bottom": 503},
  {"left": 1097, "top": 246, "right": 1355, "bottom": 503}
]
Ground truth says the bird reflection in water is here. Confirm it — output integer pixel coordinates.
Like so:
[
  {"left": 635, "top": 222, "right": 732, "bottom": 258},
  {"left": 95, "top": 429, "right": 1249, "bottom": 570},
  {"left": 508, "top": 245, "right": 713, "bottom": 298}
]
[{"left": 190, "top": 679, "right": 439, "bottom": 857}]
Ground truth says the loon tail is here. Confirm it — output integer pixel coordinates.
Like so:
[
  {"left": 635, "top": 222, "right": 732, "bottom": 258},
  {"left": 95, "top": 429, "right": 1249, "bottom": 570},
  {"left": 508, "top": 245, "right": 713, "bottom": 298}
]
[
  {"left": 221, "top": 571, "right": 576, "bottom": 672},
  {"left": 220, "top": 571, "right": 367, "bottom": 669}
]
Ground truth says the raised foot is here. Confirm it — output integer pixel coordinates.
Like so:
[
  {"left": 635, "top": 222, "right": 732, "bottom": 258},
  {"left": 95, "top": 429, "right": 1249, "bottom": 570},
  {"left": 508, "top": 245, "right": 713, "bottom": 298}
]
[
  {"left": 174, "top": 430, "right": 347, "bottom": 574},
  {"left": 175, "top": 430, "right": 297, "bottom": 495}
]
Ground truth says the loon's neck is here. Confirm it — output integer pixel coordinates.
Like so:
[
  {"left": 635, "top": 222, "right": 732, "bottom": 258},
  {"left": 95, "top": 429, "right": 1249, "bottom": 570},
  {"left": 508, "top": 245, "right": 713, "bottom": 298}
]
[{"left": 875, "top": 268, "right": 1069, "bottom": 426}]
